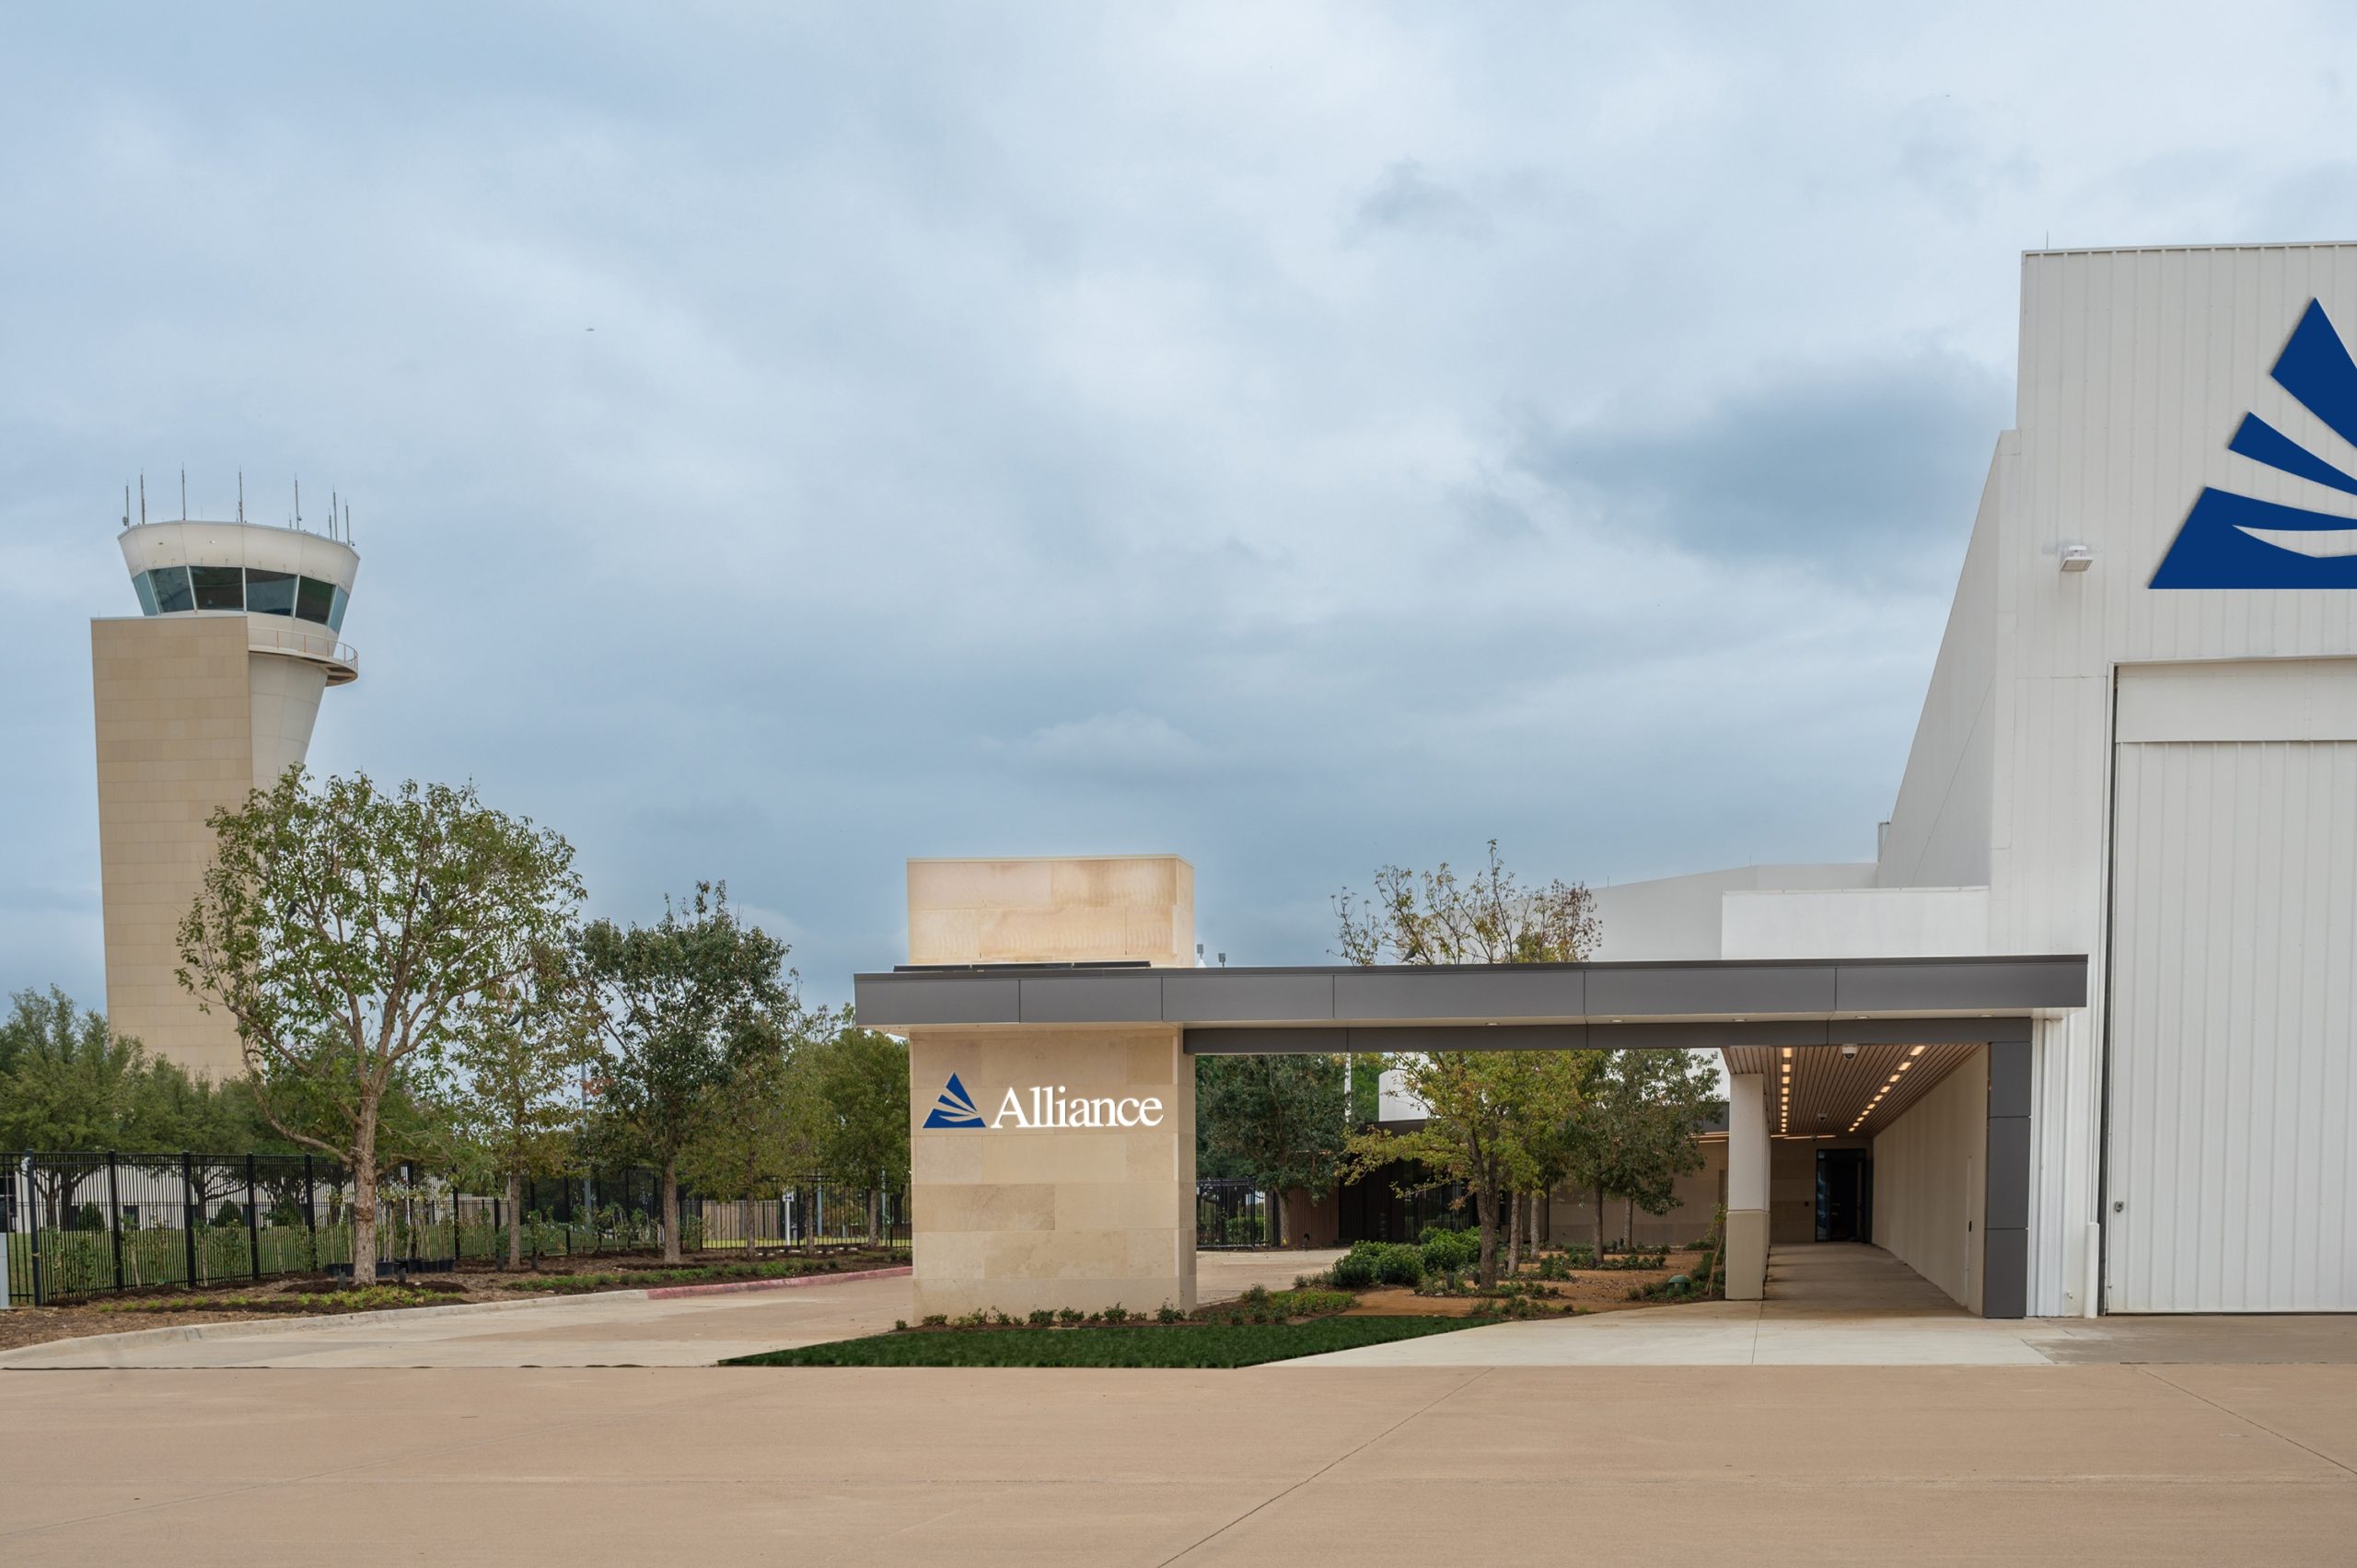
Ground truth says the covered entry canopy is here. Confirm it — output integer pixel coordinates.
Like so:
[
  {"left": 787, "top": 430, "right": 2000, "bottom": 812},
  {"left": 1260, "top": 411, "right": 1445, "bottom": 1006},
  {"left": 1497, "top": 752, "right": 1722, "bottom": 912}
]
[
  {"left": 870, "top": 951, "right": 2085, "bottom": 1321},
  {"left": 854, "top": 953, "right": 2087, "bottom": 1046}
]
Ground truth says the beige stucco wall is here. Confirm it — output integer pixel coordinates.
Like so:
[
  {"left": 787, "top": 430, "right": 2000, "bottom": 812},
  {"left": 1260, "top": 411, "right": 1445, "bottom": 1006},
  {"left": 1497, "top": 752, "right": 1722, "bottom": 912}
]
[
  {"left": 91, "top": 616, "right": 259, "bottom": 1081},
  {"left": 908, "top": 854, "right": 1194, "bottom": 968},
  {"left": 909, "top": 1026, "right": 1196, "bottom": 1317},
  {"left": 1873, "top": 1044, "right": 1988, "bottom": 1313},
  {"left": 1546, "top": 1136, "right": 1728, "bottom": 1248}
]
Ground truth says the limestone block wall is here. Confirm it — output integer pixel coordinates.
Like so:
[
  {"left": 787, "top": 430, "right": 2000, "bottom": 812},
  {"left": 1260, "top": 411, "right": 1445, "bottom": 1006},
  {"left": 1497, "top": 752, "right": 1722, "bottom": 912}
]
[
  {"left": 909, "top": 1026, "right": 1196, "bottom": 1318},
  {"left": 908, "top": 855, "right": 1195, "bottom": 968},
  {"left": 91, "top": 615, "right": 257, "bottom": 1080}
]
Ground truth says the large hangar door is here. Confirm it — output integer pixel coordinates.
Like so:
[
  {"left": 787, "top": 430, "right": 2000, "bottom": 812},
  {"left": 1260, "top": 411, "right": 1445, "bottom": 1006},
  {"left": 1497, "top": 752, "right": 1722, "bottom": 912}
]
[{"left": 2106, "top": 662, "right": 2357, "bottom": 1313}]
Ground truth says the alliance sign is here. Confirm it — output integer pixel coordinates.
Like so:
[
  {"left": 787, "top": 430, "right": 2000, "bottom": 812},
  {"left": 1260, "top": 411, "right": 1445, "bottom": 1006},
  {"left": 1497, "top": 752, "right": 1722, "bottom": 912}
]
[{"left": 921, "top": 1072, "right": 1165, "bottom": 1131}]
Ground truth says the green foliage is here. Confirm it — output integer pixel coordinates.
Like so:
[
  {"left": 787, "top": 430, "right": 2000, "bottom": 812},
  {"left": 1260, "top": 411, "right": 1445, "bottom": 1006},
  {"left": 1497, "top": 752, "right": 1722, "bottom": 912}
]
[
  {"left": 805, "top": 1025, "right": 910, "bottom": 1232},
  {"left": 1195, "top": 1052, "right": 1347, "bottom": 1196},
  {"left": 1333, "top": 842, "right": 1602, "bottom": 1289},
  {"left": 450, "top": 940, "right": 599, "bottom": 1262},
  {"left": 0, "top": 987, "right": 159, "bottom": 1150},
  {"left": 503, "top": 1256, "right": 855, "bottom": 1293},
  {"left": 582, "top": 881, "right": 795, "bottom": 1260},
  {"left": 678, "top": 1044, "right": 822, "bottom": 1221},
  {"left": 729, "top": 1316, "right": 1484, "bottom": 1368},
  {"left": 176, "top": 771, "right": 582, "bottom": 1285},
  {"left": 1193, "top": 1286, "right": 1354, "bottom": 1323},
  {"left": 1418, "top": 1225, "right": 1480, "bottom": 1274},
  {"left": 1562, "top": 1049, "right": 1724, "bottom": 1249},
  {"left": 1331, "top": 1239, "right": 1424, "bottom": 1288}
]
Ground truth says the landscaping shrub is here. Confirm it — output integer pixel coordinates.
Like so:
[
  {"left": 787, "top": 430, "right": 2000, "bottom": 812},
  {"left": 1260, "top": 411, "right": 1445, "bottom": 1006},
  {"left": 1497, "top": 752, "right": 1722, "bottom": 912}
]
[{"left": 1418, "top": 1225, "right": 1480, "bottom": 1274}]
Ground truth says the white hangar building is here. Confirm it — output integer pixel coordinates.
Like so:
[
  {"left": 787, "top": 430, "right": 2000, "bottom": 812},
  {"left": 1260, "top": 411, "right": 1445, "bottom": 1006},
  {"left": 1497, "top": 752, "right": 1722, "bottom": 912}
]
[{"left": 1596, "top": 241, "right": 2357, "bottom": 1317}]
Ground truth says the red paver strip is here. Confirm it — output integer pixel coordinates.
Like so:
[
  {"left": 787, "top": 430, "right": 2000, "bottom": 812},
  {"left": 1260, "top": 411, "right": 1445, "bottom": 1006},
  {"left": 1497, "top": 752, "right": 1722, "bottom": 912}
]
[{"left": 644, "top": 1266, "right": 911, "bottom": 1300}]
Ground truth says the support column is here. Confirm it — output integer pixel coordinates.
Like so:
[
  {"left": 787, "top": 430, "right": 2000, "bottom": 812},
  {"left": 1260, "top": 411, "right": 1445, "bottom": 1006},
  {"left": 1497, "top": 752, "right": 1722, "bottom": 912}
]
[
  {"left": 900, "top": 855, "right": 1200, "bottom": 1320},
  {"left": 1725, "top": 1072, "right": 1770, "bottom": 1301},
  {"left": 1982, "top": 1037, "right": 2033, "bottom": 1319}
]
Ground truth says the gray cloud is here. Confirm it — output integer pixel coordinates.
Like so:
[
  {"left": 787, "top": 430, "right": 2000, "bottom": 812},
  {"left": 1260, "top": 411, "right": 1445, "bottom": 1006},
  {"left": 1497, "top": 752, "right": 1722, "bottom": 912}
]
[
  {"left": 1352, "top": 160, "right": 1492, "bottom": 241},
  {"left": 2, "top": 3, "right": 2350, "bottom": 1013},
  {"left": 1511, "top": 351, "right": 2012, "bottom": 586}
]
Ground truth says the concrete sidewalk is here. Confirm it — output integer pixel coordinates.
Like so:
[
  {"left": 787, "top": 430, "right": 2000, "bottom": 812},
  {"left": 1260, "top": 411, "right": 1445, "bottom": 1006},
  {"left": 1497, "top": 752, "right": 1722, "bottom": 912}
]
[
  {"left": 0, "top": 1249, "right": 1344, "bottom": 1370},
  {"left": 1287, "top": 1244, "right": 2357, "bottom": 1367}
]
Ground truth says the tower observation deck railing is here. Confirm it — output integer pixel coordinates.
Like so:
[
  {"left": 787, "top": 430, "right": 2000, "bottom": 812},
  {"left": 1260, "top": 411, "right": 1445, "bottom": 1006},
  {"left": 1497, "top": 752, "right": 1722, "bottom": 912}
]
[{"left": 246, "top": 620, "right": 359, "bottom": 679}]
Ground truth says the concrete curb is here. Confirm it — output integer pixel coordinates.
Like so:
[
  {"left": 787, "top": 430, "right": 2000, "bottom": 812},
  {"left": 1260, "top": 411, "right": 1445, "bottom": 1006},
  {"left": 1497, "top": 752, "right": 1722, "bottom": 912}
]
[
  {"left": 0, "top": 1265, "right": 911, "bottom": 1366},
  {"left": 645, "top": 1265, "right": 911, "bottom": 1299}
]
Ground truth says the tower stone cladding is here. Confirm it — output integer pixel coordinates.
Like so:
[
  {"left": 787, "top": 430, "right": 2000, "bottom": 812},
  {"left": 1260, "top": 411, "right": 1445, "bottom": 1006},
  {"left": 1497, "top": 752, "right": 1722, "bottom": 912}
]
[{"left": 92, "top": 517, "right": 360, "bottom": 1080}]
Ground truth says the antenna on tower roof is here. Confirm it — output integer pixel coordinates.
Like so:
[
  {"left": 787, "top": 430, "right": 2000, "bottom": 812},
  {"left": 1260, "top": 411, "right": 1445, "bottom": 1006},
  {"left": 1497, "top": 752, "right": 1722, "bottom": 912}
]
[
  {"left": 123, "top": 484, "right": 131, "bottom": 530},
  {"left": 295, "top": 477, "right": 302, "bottom": 528},
  {"left": 180, "top": 468, "right": 187, "bottom": 522},
  {"left": 343, "top": 503, "right": 351, "bottom": 541},
  {"left": 238, "top": 471, "right": 245, "bottom": 524},
  {"left": 139, "top": 474, "right": 146, "bottom": 527}
]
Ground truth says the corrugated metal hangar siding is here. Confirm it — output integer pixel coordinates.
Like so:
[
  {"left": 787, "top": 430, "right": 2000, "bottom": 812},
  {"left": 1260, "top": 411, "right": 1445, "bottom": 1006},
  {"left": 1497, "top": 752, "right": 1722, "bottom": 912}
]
[{"left": 2106, "top": 660, "right": 2357, "bottom": 1311}]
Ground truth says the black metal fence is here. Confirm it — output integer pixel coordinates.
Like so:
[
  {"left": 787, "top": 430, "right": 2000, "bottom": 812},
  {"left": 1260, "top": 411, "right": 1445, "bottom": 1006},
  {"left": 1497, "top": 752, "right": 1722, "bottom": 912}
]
[
  {"left": 1, "top": 1151, "right": 908, "bottom": 1307},
  {"left": 1196, "top": 1179, "right": 1278, "bottom": 1249}
]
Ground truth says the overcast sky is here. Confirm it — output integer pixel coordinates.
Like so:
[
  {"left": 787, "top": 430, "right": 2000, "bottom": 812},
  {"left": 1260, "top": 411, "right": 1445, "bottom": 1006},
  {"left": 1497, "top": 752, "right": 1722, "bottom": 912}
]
[{"left": 4, "top": 4, "right": 2351, "bottom": 1012}]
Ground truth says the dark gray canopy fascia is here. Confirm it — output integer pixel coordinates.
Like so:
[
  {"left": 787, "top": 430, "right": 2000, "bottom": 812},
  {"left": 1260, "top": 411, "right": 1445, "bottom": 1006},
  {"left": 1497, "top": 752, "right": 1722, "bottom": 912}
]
[{"left": 853, "top": 954, "right": 2085, "bottom": 1050}]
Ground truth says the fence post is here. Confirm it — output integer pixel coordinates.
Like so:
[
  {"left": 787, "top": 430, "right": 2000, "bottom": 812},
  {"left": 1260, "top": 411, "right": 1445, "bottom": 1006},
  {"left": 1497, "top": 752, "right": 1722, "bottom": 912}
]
[
  {"left": 107, "top": 1152, "right": 125, "bottom": 1293},
  {"left": 180, "top": 1152, "right": 199, "bottom": 1287},
  {"left": 27, "top": 1156, "right": 44, "bottom": 1306},
  {"left": 244, "top": 1155, "right": 261, "bottom": 1282}
]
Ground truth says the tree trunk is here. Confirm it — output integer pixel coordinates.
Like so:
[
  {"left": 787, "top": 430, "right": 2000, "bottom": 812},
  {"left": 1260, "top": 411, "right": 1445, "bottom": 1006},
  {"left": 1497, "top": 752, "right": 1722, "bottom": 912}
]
[
  {"left": 351, "top": 1112, "right": 380, "bottom": 1286},
  {"left": 1506, "top": 1189, "right": 1522, "bottom": 1274},
  {"left": 866, "top": 1186, "right": 880, "bottom": 1247},
  {"left": 1474, "top": 1180, "right": 1499, "bottom": 1289},
  {"left": 505, "top": 1168, "right": 523, "bottom": 1270},
  {"left": 660, "top": 1160, "right": 682, "bottom": 1264},
  {"left": 1627, "top": 1195, "right": 1636, "bottom": 1255},
  {"left": 1595, "top": 1181, "right": 1608, "bottom": 1257},
  {"left": 741, "top": 1194, "right": 753, "bottom": 1259}
]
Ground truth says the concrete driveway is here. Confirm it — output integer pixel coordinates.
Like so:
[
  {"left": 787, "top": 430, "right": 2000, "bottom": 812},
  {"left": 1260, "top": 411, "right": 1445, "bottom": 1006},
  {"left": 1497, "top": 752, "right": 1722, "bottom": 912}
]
[
  {"left": 4, "top": 1362, "right": 2353, "bottom": 1565},
  {"left": 0, "top": 1249, "right": 1344, "bottom": 1370}
]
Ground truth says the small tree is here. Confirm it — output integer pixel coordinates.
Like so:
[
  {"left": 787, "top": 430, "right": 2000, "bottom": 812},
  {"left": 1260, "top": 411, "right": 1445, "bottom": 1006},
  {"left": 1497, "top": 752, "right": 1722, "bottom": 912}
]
[
  {"left": 0, "top": 988, "right": 150, "bottom": 1223},
  {"left": 453, "top": 944, "right": 599, "bottom": 1269},
  {"left": 1345, "top": 1049, "right": 1589, "bottom": 1285},
  {"left": 1565, "top": 1050, "right": 1724, "bottom": 1252},
  {"left": 1334, "top": 842, "right": 1603, "bottom": 1286},
  {"left": 582, "top": 883, "right": 793, "bottom": 1264},
  {"left": 679, "top": 1037, "right": 821, "bottom": 1257},
  {"left": 177, "top": 771, "right": 583, "bottom": 1284},
  {"left": 807, "top": 1024, "right": 911, "bottom": 1244},
  {"left": 1196, "top": 1052, "right": 1348, "bottom": 1233}
]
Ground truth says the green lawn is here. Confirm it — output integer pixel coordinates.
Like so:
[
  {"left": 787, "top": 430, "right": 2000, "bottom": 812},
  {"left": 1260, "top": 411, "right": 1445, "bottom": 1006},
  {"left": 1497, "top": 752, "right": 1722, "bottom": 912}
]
[{"left": 726, "top": 1316, "right": 1480, "bottom": 1368}]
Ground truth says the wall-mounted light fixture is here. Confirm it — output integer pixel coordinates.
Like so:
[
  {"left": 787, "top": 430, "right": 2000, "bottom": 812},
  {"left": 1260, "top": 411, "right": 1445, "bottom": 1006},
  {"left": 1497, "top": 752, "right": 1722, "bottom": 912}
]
[{"left": 2060, "top": 543, "right": 2096, "bottom": 572}]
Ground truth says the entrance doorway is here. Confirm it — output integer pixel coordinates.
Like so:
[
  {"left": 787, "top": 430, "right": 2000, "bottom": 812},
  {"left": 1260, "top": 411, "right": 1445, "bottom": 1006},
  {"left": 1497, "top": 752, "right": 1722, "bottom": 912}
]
[{"left": 1816, "top": 1148, "right": 1872, "bottom": 1244}]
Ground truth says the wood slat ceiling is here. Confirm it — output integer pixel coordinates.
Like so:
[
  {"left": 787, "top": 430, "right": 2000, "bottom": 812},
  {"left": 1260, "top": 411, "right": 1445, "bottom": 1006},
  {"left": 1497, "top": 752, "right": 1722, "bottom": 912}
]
[{"left": 1724, "top": 1041, "right": 1983, "bottom": 1140}]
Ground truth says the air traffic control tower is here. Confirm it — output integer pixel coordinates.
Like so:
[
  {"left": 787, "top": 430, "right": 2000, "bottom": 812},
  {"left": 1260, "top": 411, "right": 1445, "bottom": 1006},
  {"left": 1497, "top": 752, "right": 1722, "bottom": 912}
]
[{"left": 91, "top": 498, "right": 361, "bottom": 1079}]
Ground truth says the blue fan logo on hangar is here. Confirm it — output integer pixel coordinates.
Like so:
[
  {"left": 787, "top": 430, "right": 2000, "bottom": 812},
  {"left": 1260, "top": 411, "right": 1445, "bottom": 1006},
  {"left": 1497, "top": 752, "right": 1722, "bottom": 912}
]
[{"left": 2153, "top": 297, "right": 2357, "bottom": 588}]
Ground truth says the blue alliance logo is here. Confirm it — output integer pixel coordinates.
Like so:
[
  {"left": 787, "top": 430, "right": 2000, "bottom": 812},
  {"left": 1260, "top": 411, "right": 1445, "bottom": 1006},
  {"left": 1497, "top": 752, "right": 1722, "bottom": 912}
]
[
  {"left": 923, "top": 1072, "right": 986, "bottom": 1129},
  {"left": 2153, "top": 298, "right": 2357, "bottom": 588}
]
